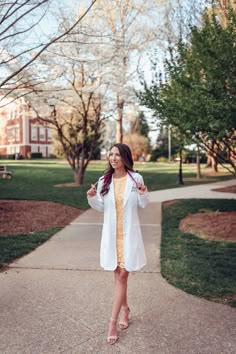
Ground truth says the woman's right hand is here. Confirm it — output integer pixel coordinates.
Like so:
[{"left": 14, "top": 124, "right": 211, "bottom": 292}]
[{"left": 87, "top": 184, "right": 97, "bottom": 198}]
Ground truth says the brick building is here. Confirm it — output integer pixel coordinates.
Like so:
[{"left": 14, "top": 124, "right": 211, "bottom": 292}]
[{"left": 0, "top": 96, "right": 53, "bottom": 158}]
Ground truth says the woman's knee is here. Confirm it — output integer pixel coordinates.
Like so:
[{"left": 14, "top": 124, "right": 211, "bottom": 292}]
[{"left": 115, "top": 268, "right": 129, "bottom": 284}]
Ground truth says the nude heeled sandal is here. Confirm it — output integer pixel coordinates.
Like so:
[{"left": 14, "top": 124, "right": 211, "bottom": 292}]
[
  {"left": 119, "top": 306, "right": 130, "bottom": 330},
  {"left": 107, "top": 318, "right": 118, "bottom": 345}
]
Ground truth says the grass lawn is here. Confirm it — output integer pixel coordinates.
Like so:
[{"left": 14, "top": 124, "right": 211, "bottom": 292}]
[
  {"left": 0, "top": 159, "right": 235, "bottom": 287},
  {"left": 161, "top": 199, "right": 236, "bottom": 307},
  {"left": 0, "top": 227, "right": 61, "bottom": 269},
  {"left": 0, "top": 159, "right": 234, "bottom": 209}
]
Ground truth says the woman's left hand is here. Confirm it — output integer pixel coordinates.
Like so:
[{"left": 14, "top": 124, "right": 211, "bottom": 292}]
[{"left": 136, "top": 183, "right": 148, "bottom": 195}]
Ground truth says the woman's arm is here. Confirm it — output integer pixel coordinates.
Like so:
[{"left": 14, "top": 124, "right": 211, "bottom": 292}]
[
  {"left": 136, "top": 175, "right": 149, "bottom": 208},
  {"left": 87, "top": 178, "right": 104, "bottom": 212}
]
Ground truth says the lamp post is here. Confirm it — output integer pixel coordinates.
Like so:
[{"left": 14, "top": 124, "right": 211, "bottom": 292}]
[{"left": 168, "top": 125, "right": 171, "bottom": 162}]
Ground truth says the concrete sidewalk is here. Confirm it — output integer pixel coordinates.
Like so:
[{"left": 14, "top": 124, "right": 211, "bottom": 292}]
[{"left": 0, "top": 179, "right": 236, "bottom": 354}]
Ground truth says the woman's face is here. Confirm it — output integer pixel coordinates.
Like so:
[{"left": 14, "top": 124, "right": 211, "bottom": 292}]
[{"left": 109, "top": 146, "right": 125, "bottom": 170}]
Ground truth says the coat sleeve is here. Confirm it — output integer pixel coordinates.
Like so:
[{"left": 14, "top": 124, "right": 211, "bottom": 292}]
[
  {"left": 137, "top": 174, "right": 149, "bottom": 208},
  {"left": 87, "top": 177, "right": 104, "bottom": 212}
]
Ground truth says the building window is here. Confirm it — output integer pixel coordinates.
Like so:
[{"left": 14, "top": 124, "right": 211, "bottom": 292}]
[
  {"left": 7, "top": 128, "right": 13, "bottom": 142},
  {"left": 47, "top": 128, "right": 52, "bottom": 141},
  {"left": 31, "top": 126, "right": 37, "bottom": 141},
  {"left": 13, "top": 106, "right": 19, "bottom": 119},
  {"left": 39, "top": 127, "right": 46, "bottom": 141},
  {"left": 7, "top": 146, "right": 17, "bottom": 154},
  {"left": 31, "top": 145, "right": 38, "bottom": 153},
  {"left": 7, "top": 110, "right": 14, "bottom": 120},
  {"left": 6, "top": 126, "right": 19, "bottom": 142},
  {"left": 6, "top": 105, "right": 19, "bottom": 120},
  {"left": 10, "top": 146, "right": 16, "bottom": 154},
  {"left": 40, "top": 145, "right": 46, "bottom": 157},
  {"left": 10, "top": 109, "right": 16, "bottom": 120},
  {"left": 15, "top": 127, "right": 20, "bottom": 142}
]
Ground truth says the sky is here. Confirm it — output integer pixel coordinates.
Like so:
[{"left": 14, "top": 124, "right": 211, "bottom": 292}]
[
  {"left": 1, "top": 0, "right": 209, "bottom": 144},
  {"left": 31, "top": 0, "right": 164, "bottom": 142}
]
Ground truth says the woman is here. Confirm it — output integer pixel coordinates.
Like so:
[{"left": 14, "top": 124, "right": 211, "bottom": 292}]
[{"left": 87, "top": 143, "right": 148, "bottom": 345}]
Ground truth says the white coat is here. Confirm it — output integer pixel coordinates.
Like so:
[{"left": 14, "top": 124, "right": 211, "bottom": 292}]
[{"left": 88, "top": 171, "right": 149, "bottom": 272}]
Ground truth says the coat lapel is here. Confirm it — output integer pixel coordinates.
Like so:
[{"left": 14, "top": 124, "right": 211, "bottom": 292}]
[
  {"left": 110, "top": 175, "right": 115, "bottom": 206},
  {"left": 110, "top": 172, "right": 135, "bottom": 207},
  {"left": 123, "top": 172, "right": 133, "bottom": 207}
]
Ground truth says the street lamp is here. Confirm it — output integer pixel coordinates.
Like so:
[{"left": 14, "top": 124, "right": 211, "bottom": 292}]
[{"left": 168, "top": 124, "right": 172, "bottom": 162}]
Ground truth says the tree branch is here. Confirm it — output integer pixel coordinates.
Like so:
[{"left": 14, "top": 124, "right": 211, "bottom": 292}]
[{"left": 0, "top": 0, "right": 97, "bottom": 88}]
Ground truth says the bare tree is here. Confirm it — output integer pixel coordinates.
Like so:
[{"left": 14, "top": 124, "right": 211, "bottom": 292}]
[
  {"left": 86, "top": 0, "right": 166, "bottom": 143},
  {"left": 12, "top": 6, "right": 111, "bottom": 184},
  {"left": 0, "top": 0, "right": 97, "bottom": 105},
  {"left": 90, "top": 0, "right": 211, "bottom": 143},
  {"left": 32, "top": 62, "right": 106, "bottom": 184},
  {"left": 162, "top": 0, "right": 211, "bottom": 41}
]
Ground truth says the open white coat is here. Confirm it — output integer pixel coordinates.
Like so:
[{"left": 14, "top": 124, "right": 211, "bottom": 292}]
[{"left": 88, "top": 172, "right": 148, "bottom": 271}]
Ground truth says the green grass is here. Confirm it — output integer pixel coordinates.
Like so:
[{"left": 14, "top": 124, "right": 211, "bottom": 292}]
[
  {"left": 0, "top": 159, "right": 234, "bottom": 273},
  {"left": 161, "top": 199, "right": 236, "bottom": 307},
  {"left": 0, "top": 159, "right": 234, "bottom": 209},
  {"left": 0, "top": 227, "right": 61, "bottom": 269}
]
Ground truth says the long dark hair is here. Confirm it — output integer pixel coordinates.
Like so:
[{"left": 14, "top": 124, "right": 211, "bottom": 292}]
[{"left": 101, "top": 143, "right": 135, "bottom": 196}]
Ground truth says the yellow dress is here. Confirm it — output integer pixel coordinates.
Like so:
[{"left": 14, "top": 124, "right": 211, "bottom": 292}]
[{"left": 113, "top": 175, "right": 127, "bottom": 269}]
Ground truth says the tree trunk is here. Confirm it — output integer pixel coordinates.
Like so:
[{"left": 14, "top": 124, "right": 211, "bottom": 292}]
[
  {"left": 196, "top": 145, "right": 202, "bottom": 179},
  {"left": 74, "top": 167, "right": 85, "bottom": 185},
  {"left": 116, "top": 45, "right": 126, "bottom": 143},
  {"left": 212, "top": 156, "right": 218, "bottom": 173},
  {"left": 205, "top": 154, "right": 218, "bottom": 172},
  {"left": 116, "top": 98, "right": 124, "bottom": 143},
  {"left": 205, "top": 154, "right": 212, "bottom": 168},
  {"left": 178, "top": 148, "right": 184, "bottom": 185}
]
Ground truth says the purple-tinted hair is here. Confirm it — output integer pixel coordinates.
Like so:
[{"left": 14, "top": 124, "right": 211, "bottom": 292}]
[{"left": 100, "top": 143, "right": 135, "bottom": 196}]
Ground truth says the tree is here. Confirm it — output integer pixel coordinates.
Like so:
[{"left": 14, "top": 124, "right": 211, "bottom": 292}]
[
  {"left": 33, "top": 63, "right": 105, "bottom": 185},
  {"left": 21, "top": 5, "right": 111, "bottom": 185},
  {"left": 123, "top": 109, "right": 151, "bottom": 160},
  {"left": 140, "top": 4, "right": 236, "bottom": 174},
  {"left": 211, "top": 0, "right": 236, "bottom": 26},
  {"left": 123, "top": 133, "right": 149, "bottom": 161},
  {"left": 90, "top": 0, "right": 165, "bottom": 143},
  {"left": 130, "top": 111, "right": 150, "bottom": 137},
  {"left": 151, "top": 126, "right": 179, "bottom": 161},
  {"left": 0, "top": 0, "right": 97, "bottom": 105},
  {"left": 163, "top": 0, "right": 210, "bottom": 42}
]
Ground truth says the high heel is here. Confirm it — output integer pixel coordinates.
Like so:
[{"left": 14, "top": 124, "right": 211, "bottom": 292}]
[
  {"left": 107, "top": 318, "right": 118, "bottom": 345},
  {"left": 119, "top": 306, "right": 130, "bottom": 330}
]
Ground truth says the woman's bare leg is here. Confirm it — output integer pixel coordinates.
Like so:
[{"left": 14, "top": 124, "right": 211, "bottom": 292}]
[
  {"left": 112, "top": 267, "right": 129, "bottom": 317},
  {"left": 115, "top": 267, "right": 130, "bottom": 329},
  {"left": 107, "top": 267, "right": 129, "bottom": 344}
]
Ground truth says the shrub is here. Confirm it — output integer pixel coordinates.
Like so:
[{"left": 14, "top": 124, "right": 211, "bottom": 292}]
[
  {"left": 157, "top": 157, "right": 170, "bottom": 163},
  {"left": 30, "top": 152, "right": 43, "bottom": 158}
]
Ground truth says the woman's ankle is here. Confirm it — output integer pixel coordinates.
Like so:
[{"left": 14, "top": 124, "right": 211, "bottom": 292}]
[
  {"left": 121, "top": 305, "right": 129, "bottom": 311},
  {"left": 108, "top": 319, "right": 118, "bottom": 334},
  {"left": 110, "top": 317, "right": 118, "bottom": 324}
]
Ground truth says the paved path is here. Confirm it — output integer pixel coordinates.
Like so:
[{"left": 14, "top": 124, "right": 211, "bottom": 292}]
[{"left": 0, "top": 179, "right": 236, "bottom": 354}]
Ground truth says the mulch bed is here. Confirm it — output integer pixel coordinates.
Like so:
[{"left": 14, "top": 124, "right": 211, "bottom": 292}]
[
  {"left": 0, "top": 200, "right": 83, "bottom": 236},
  {"left": 179, "top": 211, "right": 236, "bottom": 242},
  {"left": 183, "top": 178, "right": 217, "bottom": 182},
  {"left": 212, "top": 185, "right": 236, "bottom": 194}
]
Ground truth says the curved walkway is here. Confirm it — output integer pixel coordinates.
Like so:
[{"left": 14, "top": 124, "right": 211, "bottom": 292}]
[{"left": 0, "top": 179, "right": 235, "bottom": 353}]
